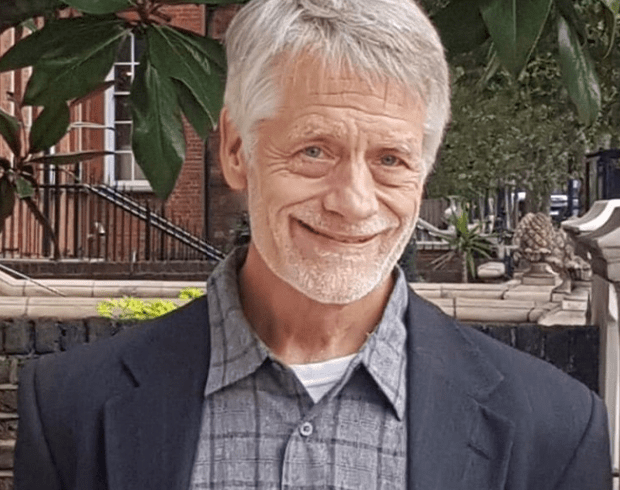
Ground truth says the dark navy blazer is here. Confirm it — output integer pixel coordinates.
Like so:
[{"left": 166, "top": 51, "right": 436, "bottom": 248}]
[{"left": 15, "top": 290, "right": 612, "bottom": 489}]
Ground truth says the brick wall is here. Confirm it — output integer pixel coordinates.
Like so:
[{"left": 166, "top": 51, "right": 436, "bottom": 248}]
[{"left": 0, "top": 316, "right": 600, "bottom": 489}]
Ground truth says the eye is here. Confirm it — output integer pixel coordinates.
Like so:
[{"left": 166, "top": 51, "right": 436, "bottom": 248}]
[
  {"left": 302, "top": 146, "right": 323, "bottom": 158},
  {"left": 380, "top": 154, "right": 400, "bottom": 167}
]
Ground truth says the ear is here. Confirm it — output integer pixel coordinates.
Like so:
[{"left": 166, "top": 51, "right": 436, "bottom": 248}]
[{"left": 219, "top": 107, "right": 248, "bottom": 191}]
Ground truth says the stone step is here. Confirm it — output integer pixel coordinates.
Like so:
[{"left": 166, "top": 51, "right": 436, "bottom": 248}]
[{"left": 0, "top": 440, "right": 15, "bottom": 470}]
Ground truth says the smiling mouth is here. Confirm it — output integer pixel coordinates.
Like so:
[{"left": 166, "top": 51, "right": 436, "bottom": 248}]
[{"left": 295, "top": 219, "right": 379, "bottom": 244}]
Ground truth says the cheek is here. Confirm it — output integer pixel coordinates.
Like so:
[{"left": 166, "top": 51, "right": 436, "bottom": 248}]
[{"left": 380, "top": 185, "right": 423, "bottom": 224}]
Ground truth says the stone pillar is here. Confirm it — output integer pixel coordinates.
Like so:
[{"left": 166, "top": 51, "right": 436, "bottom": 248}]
[{"left": 565, "top": 200, "right": 620, "bottom": 484}]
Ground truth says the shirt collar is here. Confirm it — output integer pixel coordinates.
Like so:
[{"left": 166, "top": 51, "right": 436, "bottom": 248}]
[
  {"left": 205, "top": 247, "right": 269, "bottom": 397},
  {"left": 356, "top": 267, "right": 408, "bottom": 420},
  {"left": 205, "top": 246, "right": 409, "bottom": 420}
]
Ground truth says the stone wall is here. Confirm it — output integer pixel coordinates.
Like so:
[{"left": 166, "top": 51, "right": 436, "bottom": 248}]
[{"left": 0, "top": 316, "right": 599, "bottom": 489}]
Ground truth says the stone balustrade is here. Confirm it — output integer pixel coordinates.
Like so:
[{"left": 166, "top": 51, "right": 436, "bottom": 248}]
[{"left": 563, "top": 199, "right": 620, "bottom": 485}]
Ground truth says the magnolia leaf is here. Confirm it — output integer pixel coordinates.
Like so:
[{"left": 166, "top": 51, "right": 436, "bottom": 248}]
[
  {"left": 15, "top": 176, "right": 33, "bottom": 198},
  {"left": 0, "top": 0, "right": 62, "bottom": 34},
  {"left": 22, "top": 19, "right": 129, "bottom": 106},
  {"left": 23, "top": 195, "right": 61, "bottom": 258},
  {"left": 431, "top": 0, "right": 491, "bottom": 54},
  {"left": 557, "top": 0, "right": 587, "bottom": 42},
  {"left": 166, "top": 26, "right": 226, "bottom": 72},
  {"left": 62, "top": 0, "right": 131, "bottom": 14},
  {"left": 480, "top": 0, "right": 553, "bottom": 76},
  {"left": 71, "top": 80, "right": 116, "bottom": 107},
  {"left": 603, "top": 7, "right": 617, "bottom": 58},
  {"left": 29, "top": 150, "right": 112, "bottom": 165},
  {"left": 557, "top": 16, "right": 601, "bottom": 125},
  {"left": 0, "top": 108, "right": 21, "bottom": 156},
  {"left": 173, "top": 79, "right": 211, "bottom": 140},
  {"left": 130, "top": 59, "right": 185, "bottom": 200},
  {"left": 29, "top": 102, "right": 70, "bottom": 153},
  {"left": 147, "top": 25, "right": 224, "bottom": 134},
  {"left": 0, "top": 17, "right": 123, "bottom": 72},
  {"left": 0, "top": 176, "right": 16, "bottom": 229}
]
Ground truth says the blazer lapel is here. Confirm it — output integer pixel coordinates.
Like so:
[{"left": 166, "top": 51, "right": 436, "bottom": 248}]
[
  {"left": 405, "top": 290, "right": 515, "bottom": 490},
  {"left": 103, "top": 297, "right": 211, "bottom": 490}
]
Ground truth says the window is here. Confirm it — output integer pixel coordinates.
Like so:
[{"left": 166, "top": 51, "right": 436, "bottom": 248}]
[{"left": 105, "top": 33, "right": 149, "bottom": 190}]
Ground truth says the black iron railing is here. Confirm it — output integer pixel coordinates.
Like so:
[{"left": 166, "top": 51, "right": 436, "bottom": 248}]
[{"left": 1, "top": 183, "right": 224, "bottom": 262}]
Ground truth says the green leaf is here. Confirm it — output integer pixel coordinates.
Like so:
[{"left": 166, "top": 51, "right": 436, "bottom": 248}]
[
  {"left": 147, "top": 25, "right": 224, "bottom": 134},
  {"left": 0, "top": 0, "right": 62, "bottom": 34},
  {"left": 167, "top": 26, "right": 226, "bottom": 72},
  {"left": 601, "top": 0, "right": 620, "bottom": 14},
  {"left": 0, "top": 17, "right": 123, "bottom": 72},
  {"left": 15, "top": 176, "right": 33, "bottom": 198},
  {"left": 173, "top": 79, "right": 211, "bottom": 139},
  {"left": 62, "top": 0, "right": 132, "bottom": 14},
  {"left": 29, "top": 150, "right": 112, "bottom": 165},
  {"left": 431, "top": 0, "right": 491, "bottom": 54},
  {"left": 480, "top": 0, "right": 553, "bottom": 76},
  {"left": 130, "top": 58, "right": 185, "bottom": 200},
  {"left": 21, "top": 19, "right": 129, "bottom": 106},
  {"left": 0, "top": 176, "right": 16, "bottom": 229},
  {"left": 0, "top": 108, "right": 21, "bottom": 156},
  {"left": 557, "top": 16, "right": 601, "bottom": 125},
  {"left": 602, "top": 7, "right": 617, "bottom": 58},
  {"left": 29, "top": 102, "right": 70, "bottom": 153}
]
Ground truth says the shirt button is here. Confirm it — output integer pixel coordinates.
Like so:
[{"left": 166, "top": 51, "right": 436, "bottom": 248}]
[{"left": 299, "top": 422, "right": 313, "bottom": 437}]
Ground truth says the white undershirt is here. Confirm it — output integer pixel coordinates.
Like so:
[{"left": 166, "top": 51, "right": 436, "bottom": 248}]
[{"left": 289, "top": 353, "right": 357, "bottom": 403}]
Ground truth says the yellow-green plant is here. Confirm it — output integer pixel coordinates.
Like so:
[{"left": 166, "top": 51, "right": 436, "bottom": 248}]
[{"left": 97, "top": 287, "right": 205, "bottom": 320}]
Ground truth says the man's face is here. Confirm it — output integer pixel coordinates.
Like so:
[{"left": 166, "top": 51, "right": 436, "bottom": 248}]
[{"left": 244, "top": 54, "right": 427, "bottom": 304}]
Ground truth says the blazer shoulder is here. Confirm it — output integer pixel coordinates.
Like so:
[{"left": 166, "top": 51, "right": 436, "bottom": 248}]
[{"left": 24, "top": 295, "right": 210, "bottom": 405}]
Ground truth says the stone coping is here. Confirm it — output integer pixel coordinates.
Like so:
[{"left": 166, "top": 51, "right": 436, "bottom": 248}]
[
  {"left": 0, "top": 279, "right": 590, "bottom": 325},
  {"left": 0, "top": 268, "right": 206, "bottom": 298}
]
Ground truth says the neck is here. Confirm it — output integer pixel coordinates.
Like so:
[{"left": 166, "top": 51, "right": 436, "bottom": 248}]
[{"left": 239, "top": 243, "right": 395, "bottom": 365}]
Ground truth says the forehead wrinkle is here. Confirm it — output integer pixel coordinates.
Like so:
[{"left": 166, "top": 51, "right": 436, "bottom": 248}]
[{"left": 288, "top": 114, "right": 347, "bottom": 140}]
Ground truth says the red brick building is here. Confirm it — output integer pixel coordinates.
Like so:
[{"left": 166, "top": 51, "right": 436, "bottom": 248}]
[{"left": 0, "top": 4, "right": 245, "bottom": 264}]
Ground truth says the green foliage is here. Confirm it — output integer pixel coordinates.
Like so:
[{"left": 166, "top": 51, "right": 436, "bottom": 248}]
[
  {"left": 434, "top": 210, "right": 493, "bottom": 282},
  {"left": 430, "top": 0, "right": 609, "bottom": 124},
  {"left": 0, "top": 0, "right": 244, "bottom": 199},
  {"left": 480, "top": 0, "right": 553, "bottom": 77},
  {"left": 178, "top": 286, "right": 205, "bottom": 300},
  {"left": 558, "top": 15, "right": 601, "bottom": 125},
  {"left": 97, "top": 287, "right": 205, "bottom": 320},
  {"left": 0, "top": 108, "right": 21, "bottom": 156},
  {"left": 97, "top": 297, "right": 178, "bottom": 320},
  {"left": 427, "top": 17, "right": 620, "bottom": 212}
]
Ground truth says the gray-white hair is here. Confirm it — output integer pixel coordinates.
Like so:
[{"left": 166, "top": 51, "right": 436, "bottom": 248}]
[{"left": 223, "top": 0, "right": 450, "bottom": 173}]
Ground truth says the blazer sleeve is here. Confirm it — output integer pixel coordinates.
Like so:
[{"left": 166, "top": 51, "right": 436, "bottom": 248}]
[
  {"left": 14, "top": 359, "right": 62, "bottom": 490},
  {"left": 552, "top": 391, "right": 613, "bottom": 490}
]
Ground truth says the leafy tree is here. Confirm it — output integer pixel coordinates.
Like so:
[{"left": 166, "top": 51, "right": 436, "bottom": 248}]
[
  {"left": 425, "top": 0, "right": 620, "bottom": 213},
  {"left": 0, "top": 0, "right": 616, "bottom": 221},
  {"left": 0, "top": 0, "right": 247, "bottom": 222},
  {"left": 423, "top": 0, "right": 619, "bottom": 126}
]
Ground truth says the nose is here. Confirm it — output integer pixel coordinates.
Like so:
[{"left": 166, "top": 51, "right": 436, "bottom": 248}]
[{"left": 322, "top": 156, "right": 379, "bottom": 221}]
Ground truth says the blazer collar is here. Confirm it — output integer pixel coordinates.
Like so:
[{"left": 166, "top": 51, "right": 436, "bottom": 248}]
[
  {"left": 405, "top": 289, "right": 515, "bottom": 490},
  {"left": 103, "top": 296, "right": 211, "bottom": 490}
]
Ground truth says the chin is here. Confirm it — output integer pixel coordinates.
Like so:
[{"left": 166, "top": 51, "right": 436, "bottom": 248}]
[{"left": 277, "top": 243, "right": 401, "bottom": 305}]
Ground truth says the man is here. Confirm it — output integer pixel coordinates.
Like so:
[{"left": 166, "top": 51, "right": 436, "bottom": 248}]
[{"left": 15, "top": 0, "right": 611, "bottom": 488}]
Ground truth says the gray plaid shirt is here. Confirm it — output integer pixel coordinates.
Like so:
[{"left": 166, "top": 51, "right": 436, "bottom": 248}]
[{"left": 190, "top": 247, "right": 409, "bottom": 489}]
